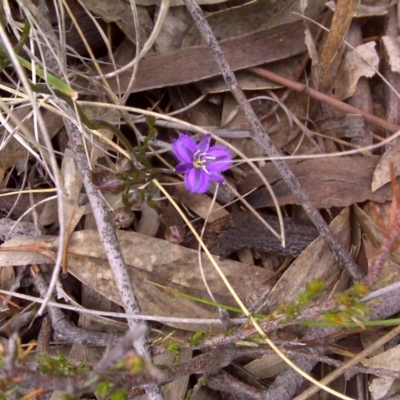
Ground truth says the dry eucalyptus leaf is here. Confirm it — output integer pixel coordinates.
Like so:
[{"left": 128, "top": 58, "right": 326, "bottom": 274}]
[
  {"left": 240, "top": 156, "right": 397, "bottom": 209},
  {"left": 84, "top": 19, "right": 311, "bottom": 94},
  {"left": 0, "top": 231, "right": 269, "bottom": 331},
  {"left": 170, "top": 178, "right": 229, "bottom": 223},
  {"left": 136, "top": 201, "right": 160, "bottom": 237},
  {"left": 316, "top": 0, "right": 358, "bottom": 91},
  {"left": 354, "top": 203, "right": 400, "bottom": 268},
  {"left": 266, "top": 207, "right": 350, "bottom": 310},
  {"left": 326, "top": 1, "right": 392, "bottom": 18},
  {"left": 355, "top": 203, "right": 400, "bottom": 285},
  {"left": 363, "top": 343, "right": 400, "bottom": 370},
  {"left": 40, "top": 149, "right": 85, "bottom": 231},
  {"left": 0, "top": 136, "right": 28, "bottom": 187},
  {"left": 127, "top": 0, "right": 228, "bottom": 6},
  {"left": 0, "top": 107, "right": 63, "bottom": 184},
  {"left": 0, "top": 193, "right": 50, "bottom": 222},
  {"left": 191, "top": 386, "right": 219, "bottom": 400},
  {"left": 198, "top": 57, "right": 303, "bottom": 93},
  {"left": 382, "top": 36, "right": 400, "bottom": 74},
  {"left": 0, "top": 264, "right": 15, "bottom": 293},
  {"left": 183, "top": 0, "right": 325, "bottom": 47},
  {"left": 369, "top": 376, "right": 400, "bottom": 400},
  {"left": 56, "top": 283, "right": 128, "bottom": 332},
  {"left": 244, "top": 353, "right": 285, "bottom": 379},
  {"left": 220, "top": 94, "right": 266, "bottom": 160},
  {"left": 0, "top": 218, "right": 37, "bottom": 241},
  {"left": 360, "top": 330, "right": 385, "bottom": 359},
  {"left": 80, "top": 0, "right": 153, "bottom": 47},
  {"left": 372, "top": 151, "right": 400, "bottom": 192},
  {"left": 79, "top": 105, "right": 118, "bottom": 165},
  {"left": 155, "top": 6, "right": 193, "bottom": 53},
  {"left": 333, "top": 42, "right": 379, "bottom": 100},
  {"left": 168, "top": 85, "right": 221, "bottom": 128}
]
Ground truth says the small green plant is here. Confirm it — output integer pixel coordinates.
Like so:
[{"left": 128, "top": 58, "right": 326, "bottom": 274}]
[
  {"left": 322, "top": 283, "right": 371, "bottom": 327},
  {"left": 166, "top": 341, "right": 182, "bottom": 356},
  {"left": 297, "top": 279, "right": 324, "bottom": 307},
  {"left": 0, "top": 380, "right": 23, "bottom": 400},
  {"left": 112, "top": 355, "right": 145, "bottom": 373},
  {"left": 189, "top": 330, "right": 203, "bottom": 347},
  {"left": 95, "top": 381, "right": 127, "bottom": 400},
  {"left": 37, "top": 352, "right": 90, "bottom": 375},
  {"left": 278, "top": 278, "right": 325, "bottom": 322}
]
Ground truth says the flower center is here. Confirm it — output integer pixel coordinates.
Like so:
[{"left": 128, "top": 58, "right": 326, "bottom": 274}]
[
  {"left": 193, "top": 150, "right": 217, "bottom": 169},
  {"left": 193, "top": 150, "right": 206, "bottom": 168}
]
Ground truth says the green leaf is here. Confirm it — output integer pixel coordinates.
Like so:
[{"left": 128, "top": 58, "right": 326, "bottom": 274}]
[
  {"left": 16, "top": 55, "right": 78, "bottom": 99},
  {"left": 110, "top": 390, "right": 128, "bottom": 400},
  {"left": 95, "top": 381, "right": 114, "bottom": 398}
]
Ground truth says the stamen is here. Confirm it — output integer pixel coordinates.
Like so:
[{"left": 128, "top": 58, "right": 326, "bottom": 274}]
[
  {"left": 193, "top": 159, "right": 204, "bottom": 168},
  {"left": 193, "top": 150, "right": 207, "bottom": 168}
]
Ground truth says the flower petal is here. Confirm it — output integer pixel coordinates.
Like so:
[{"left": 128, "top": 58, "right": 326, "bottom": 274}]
[
  {"left": 207, "top": 172, "right": 225, "bottom": 184},
  {"left": 197, "top": 134, "right": 211, "bottom": 152},
  {"left": 175, "top": 162, "right": 192, "bottom": 173},
  {"left": 204, "top": 145, "right": 232, "bottom": 172},
  {"left": 185, "top": 167, "right": 210, "bottom": 193},
  {"left": 173, "top": 134, "right": 197, "bottom": 163}
]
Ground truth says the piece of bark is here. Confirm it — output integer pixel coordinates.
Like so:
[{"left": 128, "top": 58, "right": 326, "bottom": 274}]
[
  {"left": 239, "top": 156, "right": 396, "bottom": 209},
  {"left": 77, "top": 19, "right": 311, "bottom": 94},
  {"left": 185, "top": 212, "right": 318, "bottom": 258}
]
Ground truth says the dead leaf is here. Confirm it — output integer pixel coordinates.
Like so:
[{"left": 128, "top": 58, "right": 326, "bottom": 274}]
[
  {"left": 372, "top": 151, "right": 400, "bottom": 193},
  {"left": 266, "top": 207, "right": 350, "bottom": 310},
  {"left": 0, "top": 136, "right": 28, "bottom": 187},
  {"left": 40, "top": 149, "right": 85, "bottom": 231},
  {"left": 183, "top": 0, "right": 326, "bottom": 47},
  {"left": 0, "top": 263, "right": 15, "bottom": 293},
  {"left": 326, "top": 1, "right": 392, "bottom": 18},
  {"left": 369, "top": 376, "right": 400, "bottom": 400},
  {"left": 317, "top": 0, "right": 358, "bottom": 92},
  {"left": 169, "top": 177, "right": 229, "bottom": 223},
  {"left": 244, "top": 353, "right": 285, "bottom": 379},
  {"left": 155, "top": 6, "right": 193, "bottom": 53},
  {"left": 355, "top": 203, "right": 400, "bottom": 285},
  {"left": 382, "top": 36, "right": 400, "bottom": 74},
  {"left": 333, "top": 41, "right": 379, "bottom": 100},
  {"left": 240, "top": 156, "right": 396, "bottom": 209},
  {"left": 0, "top": 231, "right": 269, "bottom": 332},
  {"left": 78, "top": 20, "right": 313, "bottom": 94},
  {"left": 136, "top": 201, "right": 160, "bottom": 236},
  {"left": 194, "top": 212, "right": 317, "bottom": 258},
  {"left": 80, "top": 0, "right": 153, "bottom": 47},
  {"left": 363, "top": 342, "right": 400, "bottom": 370},
  {"left": 0, "top": 218, "right": 37, "bottom": 241},
  {"left": 123, "top": 0, "right": 229, "bottom": 6}
]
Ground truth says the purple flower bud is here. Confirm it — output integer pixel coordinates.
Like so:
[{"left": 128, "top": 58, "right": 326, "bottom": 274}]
[
  {"left": 165, "top": 225, "right": 185, "bottom": 244},
  {"left": 113, "top": 207, "right": 135, "bottom": 229},
  {"left": 172, "top": 133, "right": 232, "bottom": 193},
  {"left": 114, "top": 157, "right": 134, "bottom": 175},
  {"left": 98, "top": 176, "right": 126, "bottom": 194},
  {"left": 91, "top": 169, "right": 126, "bottom": 194}
]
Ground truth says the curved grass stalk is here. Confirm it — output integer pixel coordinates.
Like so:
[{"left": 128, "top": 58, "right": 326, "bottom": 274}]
[{"left": 154, "top": 178, "right": 355, "bottom": 400}]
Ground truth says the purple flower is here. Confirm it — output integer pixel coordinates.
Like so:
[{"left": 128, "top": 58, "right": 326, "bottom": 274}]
[{"left": 173, "top": 133, "right": 232, "bottom": 193}]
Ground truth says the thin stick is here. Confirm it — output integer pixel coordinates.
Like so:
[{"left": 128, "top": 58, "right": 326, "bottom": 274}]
[
  {"left": 183, "top": 0, "right": 363, "bottom": 282},
  {"left": 64, "top": 116, "right": 163, "bottom": 400},
  {"left": 249, "top": 66, "right": 400, "bottom": 133}
]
